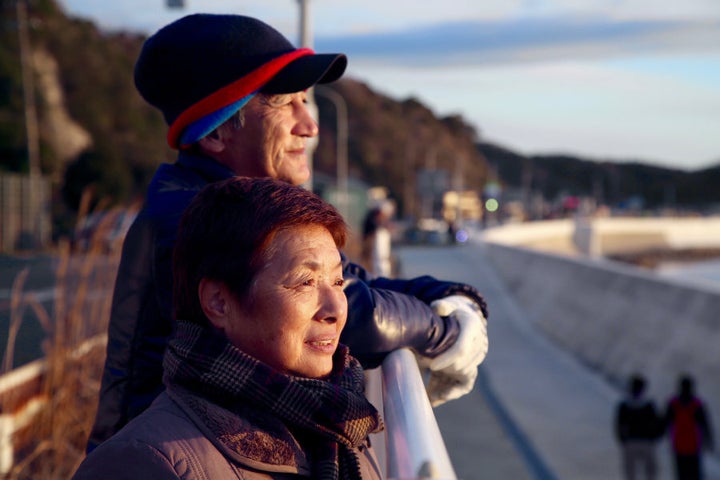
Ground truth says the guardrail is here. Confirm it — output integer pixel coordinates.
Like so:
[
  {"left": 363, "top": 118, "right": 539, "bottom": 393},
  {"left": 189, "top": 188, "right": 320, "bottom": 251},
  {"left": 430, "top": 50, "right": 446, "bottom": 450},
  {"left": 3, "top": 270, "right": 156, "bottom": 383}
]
[
  {"left": 0, "top": 335, "right": 106, "bottom": 475},
  {"left": 0, "top": 359, "right": 47, "bottom": 474},
  {"left": 371, "top": 348, "right": 457, "bottom": 479}
]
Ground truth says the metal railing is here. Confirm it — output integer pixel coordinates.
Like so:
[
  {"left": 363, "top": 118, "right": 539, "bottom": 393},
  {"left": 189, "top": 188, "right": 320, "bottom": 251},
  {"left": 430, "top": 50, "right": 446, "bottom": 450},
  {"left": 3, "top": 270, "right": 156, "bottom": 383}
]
[{"left": 367, "top": 348, "right": 457, "bottom": 479}]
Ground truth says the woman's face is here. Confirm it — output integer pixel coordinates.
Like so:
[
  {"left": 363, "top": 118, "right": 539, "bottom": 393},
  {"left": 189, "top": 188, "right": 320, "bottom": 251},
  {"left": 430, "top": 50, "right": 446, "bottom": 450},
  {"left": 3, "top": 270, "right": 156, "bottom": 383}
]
[{"left": 224, "top": 224, "right": 347, "bottom": 378}]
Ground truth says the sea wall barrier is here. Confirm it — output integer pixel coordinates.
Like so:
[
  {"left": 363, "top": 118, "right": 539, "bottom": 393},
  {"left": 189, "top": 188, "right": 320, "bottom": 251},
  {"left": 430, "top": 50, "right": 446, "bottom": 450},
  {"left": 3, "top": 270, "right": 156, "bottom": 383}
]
[
  {"left": 482, "top": 216, "right": 720, "bottom": 255},
  {"left": 480, "top": 216, "right": 720, "bottom": 444}
]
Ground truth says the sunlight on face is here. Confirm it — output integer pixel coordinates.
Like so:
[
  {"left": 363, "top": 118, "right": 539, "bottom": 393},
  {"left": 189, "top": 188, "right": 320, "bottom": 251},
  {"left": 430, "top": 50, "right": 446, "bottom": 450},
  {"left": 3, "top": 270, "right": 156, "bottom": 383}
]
[
  {"left": 224, "top": 224, "right": 346, "bottom": 378},
  {"left": 221, "top": 92, "right": 318, "bottom": 186}
]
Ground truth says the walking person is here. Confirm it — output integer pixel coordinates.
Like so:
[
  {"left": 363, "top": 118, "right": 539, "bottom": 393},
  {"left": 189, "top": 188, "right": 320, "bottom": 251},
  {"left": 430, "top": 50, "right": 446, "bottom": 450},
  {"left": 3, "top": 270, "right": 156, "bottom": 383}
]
[
  {"left": 87, "top": 13, "right": 489, "bottom": 451},
  {"left": 615, "top": 374, "right": 663, "bottom": 480},
  {"left": 665, "top": 375, "right": 714, "bottom": 480}
]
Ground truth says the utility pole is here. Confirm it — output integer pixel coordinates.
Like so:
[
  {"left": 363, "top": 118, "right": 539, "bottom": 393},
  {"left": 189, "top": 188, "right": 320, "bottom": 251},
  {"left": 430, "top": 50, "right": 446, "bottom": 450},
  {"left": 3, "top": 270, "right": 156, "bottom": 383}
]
[
  {"left": 297, "top": 0, "right": 312, "bottom": 49},
  {"left": 297, "top": 0, "right": 318, "bottom": 191},
  {"left": 314, "top": 85, "right": 348, "bottom": 219},
  {"left": 17, "top": 0, "right": 40, "bottom": 177}
]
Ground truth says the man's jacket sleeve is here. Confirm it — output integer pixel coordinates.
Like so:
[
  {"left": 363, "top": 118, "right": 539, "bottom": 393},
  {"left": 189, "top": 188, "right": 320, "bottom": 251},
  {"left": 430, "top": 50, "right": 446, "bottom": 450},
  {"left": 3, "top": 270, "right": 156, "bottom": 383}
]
[
  {"left": 87, "top": 215, "right": 170, "bottom": 451},
  {"left": 341, "top": 258, "right": 487, "bottom": 369}
]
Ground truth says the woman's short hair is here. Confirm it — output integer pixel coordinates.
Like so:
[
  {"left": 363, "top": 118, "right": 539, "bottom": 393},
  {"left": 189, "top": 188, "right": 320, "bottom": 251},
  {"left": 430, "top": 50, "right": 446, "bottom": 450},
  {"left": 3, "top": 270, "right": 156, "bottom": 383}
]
[{"left": 172, "top": 176, "right": 348, "bottom": 325}]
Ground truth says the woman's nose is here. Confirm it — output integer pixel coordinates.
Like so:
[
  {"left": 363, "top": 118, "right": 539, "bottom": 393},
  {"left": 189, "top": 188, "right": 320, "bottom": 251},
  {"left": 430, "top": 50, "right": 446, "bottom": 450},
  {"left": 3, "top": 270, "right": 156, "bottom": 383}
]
[{"left": 316, "top": 285, "right": 347, "bottom": 324}]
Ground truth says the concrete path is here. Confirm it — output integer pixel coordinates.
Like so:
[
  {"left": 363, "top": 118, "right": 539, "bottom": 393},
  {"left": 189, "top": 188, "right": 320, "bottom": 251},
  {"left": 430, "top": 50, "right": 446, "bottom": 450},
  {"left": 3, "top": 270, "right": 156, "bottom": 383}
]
[{"left": 395, "top": 242, "right": 720, "bottom": 480}]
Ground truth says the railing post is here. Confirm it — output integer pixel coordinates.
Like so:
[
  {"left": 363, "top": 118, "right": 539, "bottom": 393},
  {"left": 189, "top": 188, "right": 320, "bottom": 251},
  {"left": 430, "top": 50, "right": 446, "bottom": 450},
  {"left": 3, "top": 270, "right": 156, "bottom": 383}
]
[{"left": 381, "top": 348, "right": 457, "bottom": 479}]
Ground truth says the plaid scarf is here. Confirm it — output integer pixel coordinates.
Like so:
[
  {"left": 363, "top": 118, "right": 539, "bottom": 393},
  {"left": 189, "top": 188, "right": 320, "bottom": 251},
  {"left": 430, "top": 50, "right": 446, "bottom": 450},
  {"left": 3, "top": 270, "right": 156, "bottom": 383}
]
[{"left": 163, "top": 321, "right": 383, "bottom": 479}]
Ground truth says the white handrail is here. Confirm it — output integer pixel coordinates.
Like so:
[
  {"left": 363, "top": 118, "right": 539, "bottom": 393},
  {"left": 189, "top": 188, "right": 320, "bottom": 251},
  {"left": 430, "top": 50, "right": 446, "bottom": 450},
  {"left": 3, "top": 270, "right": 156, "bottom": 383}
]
[{"left": 380, "top": 348, "right": 457, "bottom": 479}]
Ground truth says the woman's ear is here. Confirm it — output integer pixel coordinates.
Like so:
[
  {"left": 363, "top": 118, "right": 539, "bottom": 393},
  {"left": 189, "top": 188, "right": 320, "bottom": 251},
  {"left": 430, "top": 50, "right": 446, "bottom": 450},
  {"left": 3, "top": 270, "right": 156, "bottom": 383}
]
[{"left": 198, "top": 278, "right": 231, "bottom": 331}]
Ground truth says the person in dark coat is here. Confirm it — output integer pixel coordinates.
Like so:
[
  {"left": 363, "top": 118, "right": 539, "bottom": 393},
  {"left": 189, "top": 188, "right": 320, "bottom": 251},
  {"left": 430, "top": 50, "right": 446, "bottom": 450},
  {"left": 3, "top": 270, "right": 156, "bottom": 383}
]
[
  {"left": 87, "top": 13, "right": 489, "bottom": 451},
  {"left": 665, "top": 375, "right": 714, "bottom": 480},
  {"left": 615, "top": 374, "right": 662, "bottom": 480}
]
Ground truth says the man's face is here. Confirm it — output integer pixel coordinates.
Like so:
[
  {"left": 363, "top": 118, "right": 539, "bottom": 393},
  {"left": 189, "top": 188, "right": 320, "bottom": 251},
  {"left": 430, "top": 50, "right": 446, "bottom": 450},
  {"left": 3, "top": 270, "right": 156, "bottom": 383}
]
[{"left": 219, "top": 92, "right": 318, "bottom": 186}]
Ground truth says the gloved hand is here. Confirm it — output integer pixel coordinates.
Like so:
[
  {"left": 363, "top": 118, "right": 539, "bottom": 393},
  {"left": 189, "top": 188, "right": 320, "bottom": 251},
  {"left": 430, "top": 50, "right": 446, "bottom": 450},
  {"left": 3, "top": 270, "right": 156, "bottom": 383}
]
[{"left": 420, "top": 295, "right": 488, "bottom": 407}]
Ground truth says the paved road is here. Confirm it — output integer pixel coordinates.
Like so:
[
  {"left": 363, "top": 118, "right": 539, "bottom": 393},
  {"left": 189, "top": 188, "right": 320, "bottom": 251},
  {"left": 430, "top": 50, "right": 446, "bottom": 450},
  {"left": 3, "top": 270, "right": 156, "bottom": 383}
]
[
  {"left": 395, "top": 242, "right": 720, "bottom": 480},
  {"left": 0, "top": 254, "right": 58, "bottom": 367},
  {"left": 0, "top": 253, "right": 117, "bottom": 369}
]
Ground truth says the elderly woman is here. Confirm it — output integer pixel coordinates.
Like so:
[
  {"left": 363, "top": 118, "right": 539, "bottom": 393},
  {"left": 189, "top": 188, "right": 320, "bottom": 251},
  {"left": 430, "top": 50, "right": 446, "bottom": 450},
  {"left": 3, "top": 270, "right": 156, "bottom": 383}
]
[{"left": 73, "top": 177, "right": 384, "bottom": 479}]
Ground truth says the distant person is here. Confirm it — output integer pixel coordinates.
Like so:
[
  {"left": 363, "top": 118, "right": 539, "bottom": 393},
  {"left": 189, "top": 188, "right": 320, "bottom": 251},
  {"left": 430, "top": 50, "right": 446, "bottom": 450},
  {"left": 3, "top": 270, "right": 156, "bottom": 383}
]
[
  {"left": 88, "top": 13, "right": 489, "bottom": 451},
  {"left": 73, "top": 178, "right": 384, "bottom": 479},
  {"left": 362, "top": 202, "right": 393, "bottom": 277},
  {"left": 665, "top": 375, "right": 714, "bottom": 480},
  {"left": 361, "top": 207, "right": 380, "bottom": 270},
  {"left": 614, "top": 374, "right": 662, "bottom": 480},
  {"left": 447, "top": 220, "right": 459, "bottom": 244}
]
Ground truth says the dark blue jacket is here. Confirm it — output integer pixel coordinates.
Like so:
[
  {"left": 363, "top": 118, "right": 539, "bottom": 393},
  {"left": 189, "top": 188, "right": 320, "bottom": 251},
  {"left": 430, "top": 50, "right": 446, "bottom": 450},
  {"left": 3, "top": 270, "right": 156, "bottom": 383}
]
[{"left": 88, "top": 151, "right": 487, "bottom": 450}]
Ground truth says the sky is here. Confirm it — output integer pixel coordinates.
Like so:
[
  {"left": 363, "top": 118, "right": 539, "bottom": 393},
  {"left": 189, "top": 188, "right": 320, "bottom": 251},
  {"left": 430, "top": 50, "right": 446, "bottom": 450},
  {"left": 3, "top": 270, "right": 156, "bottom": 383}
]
[{"left": 58, "top": 0, "right": 720, "bottom": 171}]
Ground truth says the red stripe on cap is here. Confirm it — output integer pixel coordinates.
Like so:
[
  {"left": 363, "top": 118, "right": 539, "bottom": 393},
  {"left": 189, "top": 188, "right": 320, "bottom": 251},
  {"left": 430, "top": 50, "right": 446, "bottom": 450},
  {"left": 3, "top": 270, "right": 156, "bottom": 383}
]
[{"left": 167, "top": 48, "right": 314, "bottom": 149}]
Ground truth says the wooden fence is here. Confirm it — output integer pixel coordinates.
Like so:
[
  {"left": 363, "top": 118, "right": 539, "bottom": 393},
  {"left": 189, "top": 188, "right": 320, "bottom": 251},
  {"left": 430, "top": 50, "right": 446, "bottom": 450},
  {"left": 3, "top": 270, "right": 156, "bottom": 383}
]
[{"left": 0, "top": 173, "right": 51, "bottom": 253}]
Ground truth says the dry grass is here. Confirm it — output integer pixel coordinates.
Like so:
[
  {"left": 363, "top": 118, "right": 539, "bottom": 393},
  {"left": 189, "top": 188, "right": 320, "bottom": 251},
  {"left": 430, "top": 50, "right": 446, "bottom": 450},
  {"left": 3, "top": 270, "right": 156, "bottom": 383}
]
[{"left": 1, "top": 191, "right": 137, "bottom": 479}]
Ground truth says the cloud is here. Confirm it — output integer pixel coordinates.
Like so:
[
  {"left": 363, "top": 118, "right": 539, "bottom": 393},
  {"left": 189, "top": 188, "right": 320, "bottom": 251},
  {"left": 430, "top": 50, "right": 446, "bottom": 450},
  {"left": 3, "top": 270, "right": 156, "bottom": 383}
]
[{"left": 315, "top": 15, "right": 720, "bottom": 67}]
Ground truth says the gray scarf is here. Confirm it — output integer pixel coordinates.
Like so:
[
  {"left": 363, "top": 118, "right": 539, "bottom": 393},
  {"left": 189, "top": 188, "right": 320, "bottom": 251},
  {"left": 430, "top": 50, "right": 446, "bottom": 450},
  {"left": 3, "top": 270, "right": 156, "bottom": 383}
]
[{"left": 163, "top": 320, "right": 383, "bottom": 479}]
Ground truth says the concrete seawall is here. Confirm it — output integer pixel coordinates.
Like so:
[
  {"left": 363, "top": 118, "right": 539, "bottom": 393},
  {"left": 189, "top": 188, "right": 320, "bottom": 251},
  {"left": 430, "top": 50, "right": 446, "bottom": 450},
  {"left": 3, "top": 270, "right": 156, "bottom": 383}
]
[
  {"left": 482, "top": 216, "right": 720, "bottom": 256},
  {"left": 480, "top": 217, "right": 720, "bottom": 444}
]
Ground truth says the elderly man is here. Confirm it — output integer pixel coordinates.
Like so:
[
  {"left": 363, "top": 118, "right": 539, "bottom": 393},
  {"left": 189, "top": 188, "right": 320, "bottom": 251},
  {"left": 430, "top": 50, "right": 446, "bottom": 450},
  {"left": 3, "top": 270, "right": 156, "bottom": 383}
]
[{"left": 88, "top": 13, "right": 489, "bottom": 451}]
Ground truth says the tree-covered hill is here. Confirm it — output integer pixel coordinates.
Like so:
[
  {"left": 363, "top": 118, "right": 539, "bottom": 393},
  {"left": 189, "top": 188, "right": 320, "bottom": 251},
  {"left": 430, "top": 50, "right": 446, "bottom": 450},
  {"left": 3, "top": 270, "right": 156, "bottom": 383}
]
[
  {"left": 1, "top": 0, "right": 170, "bottom": 206},
  {"left": 1, "top": 0, "right": 489, "bottom": 229},
  {"left": 314, "top": 78, "right": 489, "bottom": 216},
  {"left": 1, "top": 0, "right": 718, "bottom": 240},
  {"left": 479, "top": 142, "right": 720, "bottom": 211}
]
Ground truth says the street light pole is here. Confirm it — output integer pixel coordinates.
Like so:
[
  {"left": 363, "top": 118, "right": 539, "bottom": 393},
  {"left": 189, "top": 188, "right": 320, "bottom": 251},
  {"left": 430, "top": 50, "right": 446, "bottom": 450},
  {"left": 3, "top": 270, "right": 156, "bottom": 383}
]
[
  {"left": 17, "top": 0, "right": 40, "bottom": 177},
  {"left": 296, "top": 0, "right": 319, "bottom": 191},
  {"left": 297, "top": 0, "right": 312, "bottom": 49},
  {"left": 314, "top": 85, "right": 349, "bottom": 219}
]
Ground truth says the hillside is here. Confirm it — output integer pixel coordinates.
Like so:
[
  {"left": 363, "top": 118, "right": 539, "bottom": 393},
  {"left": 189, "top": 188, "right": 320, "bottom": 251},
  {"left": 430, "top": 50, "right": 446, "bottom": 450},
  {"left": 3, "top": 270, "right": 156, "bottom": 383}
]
[
  {"left": 479, "top": 142, "right": 720, "bottom": 212},
  {"left": 0, "top": 0, "right": 488, "bottom": 229},
  {"left": 1, "top": 0, "right": 719, "bottom": 239},
  {"left": 314, "top": 79, "right": 489, "bottom": 216},
  {"left": 1, "top": 0, "right": 170, "bottom": 197}
]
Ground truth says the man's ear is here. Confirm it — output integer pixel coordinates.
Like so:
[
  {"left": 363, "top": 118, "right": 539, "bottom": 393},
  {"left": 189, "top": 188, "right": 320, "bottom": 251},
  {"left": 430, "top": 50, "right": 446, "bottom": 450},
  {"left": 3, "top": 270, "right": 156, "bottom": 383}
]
[
  {"left": 196, "top": 128, "right": 226, "bottom": 154},
  {"left": 198, "top": 278, "right": 231, "bottom": 331}
]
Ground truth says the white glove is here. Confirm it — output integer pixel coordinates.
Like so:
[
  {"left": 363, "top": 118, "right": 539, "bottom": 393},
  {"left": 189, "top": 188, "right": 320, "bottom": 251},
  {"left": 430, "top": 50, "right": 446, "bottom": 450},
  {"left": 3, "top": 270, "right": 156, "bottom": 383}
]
[{"left": 421, "top": 295, "right": 488, "bottom": 407}]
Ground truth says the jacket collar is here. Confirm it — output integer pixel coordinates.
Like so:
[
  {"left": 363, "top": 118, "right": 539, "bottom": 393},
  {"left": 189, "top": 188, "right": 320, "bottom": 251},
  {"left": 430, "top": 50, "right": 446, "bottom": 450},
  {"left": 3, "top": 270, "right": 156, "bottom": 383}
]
[
  {"left": 177, "top": 150, "right": 236, "bottom": 183},
  {"left": 167, "top": 387, "right": 312, "bottom": 475}
]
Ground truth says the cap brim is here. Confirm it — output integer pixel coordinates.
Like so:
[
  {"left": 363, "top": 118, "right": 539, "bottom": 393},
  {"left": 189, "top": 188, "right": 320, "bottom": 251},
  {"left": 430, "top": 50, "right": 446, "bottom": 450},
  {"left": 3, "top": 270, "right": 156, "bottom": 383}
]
[{"left": 261, "top": 53, "right": 347, "bottom": 94}]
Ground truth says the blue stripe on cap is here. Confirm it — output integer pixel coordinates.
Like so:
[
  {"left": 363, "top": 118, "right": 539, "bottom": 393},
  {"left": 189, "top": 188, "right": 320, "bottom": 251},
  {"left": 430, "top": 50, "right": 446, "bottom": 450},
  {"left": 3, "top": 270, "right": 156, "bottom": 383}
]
[{"left": 178, "top": 94, "right": 255, "bottom": 148}]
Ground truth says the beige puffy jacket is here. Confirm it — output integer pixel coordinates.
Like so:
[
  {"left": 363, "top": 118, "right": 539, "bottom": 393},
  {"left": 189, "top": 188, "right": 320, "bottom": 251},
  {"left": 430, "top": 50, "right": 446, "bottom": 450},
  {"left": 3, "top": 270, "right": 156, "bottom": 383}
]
[{"left": 74, "top": 391, "right": 383, "bottom": 479}]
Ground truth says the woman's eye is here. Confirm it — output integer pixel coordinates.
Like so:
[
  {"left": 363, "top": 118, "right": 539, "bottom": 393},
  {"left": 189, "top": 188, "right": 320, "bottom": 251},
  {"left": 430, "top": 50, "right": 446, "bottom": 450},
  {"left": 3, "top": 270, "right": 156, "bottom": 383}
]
[{"left": 334, "top": 279, "right": 345, "bottom": 287}]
